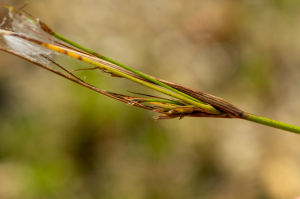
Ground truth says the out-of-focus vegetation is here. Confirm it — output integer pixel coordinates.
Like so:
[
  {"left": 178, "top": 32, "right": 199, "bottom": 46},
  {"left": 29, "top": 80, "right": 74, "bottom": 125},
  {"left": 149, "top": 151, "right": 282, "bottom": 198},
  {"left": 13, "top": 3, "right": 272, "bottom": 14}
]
[{"left": 1, "top": 0, "right": 300, "bottom": 198}]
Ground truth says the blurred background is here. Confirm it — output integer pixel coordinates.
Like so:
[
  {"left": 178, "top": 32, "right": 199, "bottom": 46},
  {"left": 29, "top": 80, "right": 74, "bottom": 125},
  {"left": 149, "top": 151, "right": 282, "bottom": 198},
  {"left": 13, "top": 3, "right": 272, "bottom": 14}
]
[{"left": 1, "top": 0, "right": 300, "bottom": 198}]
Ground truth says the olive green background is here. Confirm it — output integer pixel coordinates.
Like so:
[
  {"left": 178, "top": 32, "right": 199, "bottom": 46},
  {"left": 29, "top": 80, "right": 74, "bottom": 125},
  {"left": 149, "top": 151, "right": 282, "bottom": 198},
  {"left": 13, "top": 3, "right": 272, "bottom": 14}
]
[{"left": 1, "top": 0, "right": 300, "bottom": 198}]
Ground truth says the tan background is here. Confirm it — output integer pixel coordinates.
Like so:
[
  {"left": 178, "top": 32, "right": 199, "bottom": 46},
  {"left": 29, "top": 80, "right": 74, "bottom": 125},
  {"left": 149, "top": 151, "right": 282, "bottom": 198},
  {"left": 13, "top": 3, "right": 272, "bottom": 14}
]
[{"left": 1, "top": 0, "right": 300, "bottom": 198}]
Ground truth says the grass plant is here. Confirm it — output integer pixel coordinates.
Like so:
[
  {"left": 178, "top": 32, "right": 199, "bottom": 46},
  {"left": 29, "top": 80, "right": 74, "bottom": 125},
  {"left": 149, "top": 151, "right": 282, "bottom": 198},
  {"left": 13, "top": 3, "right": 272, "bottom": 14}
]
[{"left": 0, "top": 4, "right": 299, "bottom": 134}]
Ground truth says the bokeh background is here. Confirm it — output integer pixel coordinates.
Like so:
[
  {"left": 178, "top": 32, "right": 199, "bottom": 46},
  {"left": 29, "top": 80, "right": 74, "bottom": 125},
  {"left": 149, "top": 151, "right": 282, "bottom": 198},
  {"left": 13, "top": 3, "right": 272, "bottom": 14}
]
[{"left": 1, "top": 0, "right": 300, "bottom": 198}]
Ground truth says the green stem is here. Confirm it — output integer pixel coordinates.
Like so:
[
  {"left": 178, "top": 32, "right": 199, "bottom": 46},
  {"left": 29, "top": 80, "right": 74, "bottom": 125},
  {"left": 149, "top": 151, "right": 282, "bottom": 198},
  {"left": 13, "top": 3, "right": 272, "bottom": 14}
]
[
  {"left": 141, "top": 99, "right": 185, "bottom": 106},
  {"left": 3, "top": 4, "right": 300, "bottom": 134},
  {"left": 53, "top": 26, "right": 300, "bottom": 134},
  {"left": 243, "top": 113, "right": 300, "bottom": 134}
]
